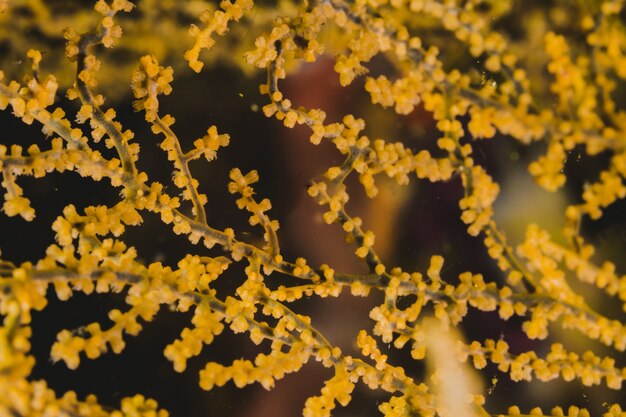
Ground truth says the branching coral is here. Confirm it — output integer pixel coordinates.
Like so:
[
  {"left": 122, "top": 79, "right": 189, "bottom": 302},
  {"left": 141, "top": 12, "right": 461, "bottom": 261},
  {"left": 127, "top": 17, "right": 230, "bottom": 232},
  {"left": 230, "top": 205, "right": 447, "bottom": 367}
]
[{"left": 0, "top": 0, "right": 625, "bottom": 416}]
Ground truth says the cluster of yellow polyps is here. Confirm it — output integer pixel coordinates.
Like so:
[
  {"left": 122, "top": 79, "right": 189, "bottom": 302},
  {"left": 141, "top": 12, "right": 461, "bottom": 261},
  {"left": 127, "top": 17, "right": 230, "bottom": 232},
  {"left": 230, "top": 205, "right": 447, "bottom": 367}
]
[{"left": 1, "top": 0, "right": 626, "bottom": 416}]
